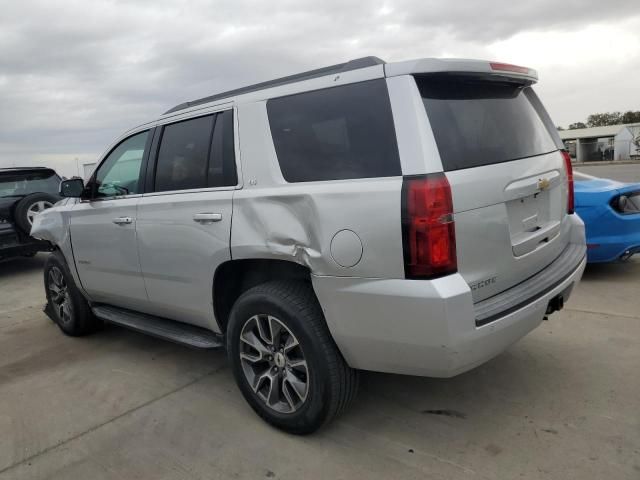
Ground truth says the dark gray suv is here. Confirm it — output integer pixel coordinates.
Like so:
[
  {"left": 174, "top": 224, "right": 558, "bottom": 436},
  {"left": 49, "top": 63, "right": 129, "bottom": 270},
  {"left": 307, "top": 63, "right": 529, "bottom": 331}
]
[{"left": 0, "top": 167, "right": 60, "bottom": 260}]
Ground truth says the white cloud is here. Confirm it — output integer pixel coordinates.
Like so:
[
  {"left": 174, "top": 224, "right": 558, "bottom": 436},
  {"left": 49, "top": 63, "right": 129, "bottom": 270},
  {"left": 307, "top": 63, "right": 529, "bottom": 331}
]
[{"left": 1, "top": 0, "right": 639, "bottom": 176}]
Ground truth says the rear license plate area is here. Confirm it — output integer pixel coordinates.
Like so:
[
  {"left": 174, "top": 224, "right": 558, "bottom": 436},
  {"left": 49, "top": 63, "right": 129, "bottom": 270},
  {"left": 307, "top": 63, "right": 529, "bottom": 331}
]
[{"left": 506, "top": 192, "right": 550, "bottom": 237}]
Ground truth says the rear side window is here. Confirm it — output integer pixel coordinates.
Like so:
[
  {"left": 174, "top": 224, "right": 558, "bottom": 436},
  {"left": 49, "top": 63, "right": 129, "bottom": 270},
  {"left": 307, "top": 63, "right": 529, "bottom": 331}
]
[
  {"left": 209, "top": 110, "right": 238, "bottom": 187},
  {"left": 267, "top": 79, "right": 401, "bottom": 182},
  {"left": 416, "top": 76, "right": 558, "bottom": 171},
  {"left": 154, "top": 112, "right": 237, "bottom": 192},
  {"left": 155, "top": 115, "right": 213, "bottom": 192}
]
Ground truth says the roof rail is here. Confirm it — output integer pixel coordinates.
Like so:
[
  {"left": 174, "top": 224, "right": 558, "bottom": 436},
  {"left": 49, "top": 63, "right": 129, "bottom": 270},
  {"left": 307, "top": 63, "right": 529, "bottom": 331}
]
[{"left": 163, "top": 56, "right": 386, "bottom": 115}]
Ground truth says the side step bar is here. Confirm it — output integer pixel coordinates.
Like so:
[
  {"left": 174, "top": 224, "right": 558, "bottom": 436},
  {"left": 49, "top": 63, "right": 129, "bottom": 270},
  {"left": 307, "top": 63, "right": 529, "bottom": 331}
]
[{"left": 92, "top": 305, "right": 224, "bottom": 349}]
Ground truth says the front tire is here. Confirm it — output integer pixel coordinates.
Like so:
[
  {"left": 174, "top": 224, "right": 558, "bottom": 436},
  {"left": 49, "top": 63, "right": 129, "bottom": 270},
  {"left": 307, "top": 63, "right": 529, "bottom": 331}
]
[
  {"left": 44, "top": 250, "right": 100, "bottom": 336},
  {"left": 227, "top": 281, "right": 359, "bottom": 434}
]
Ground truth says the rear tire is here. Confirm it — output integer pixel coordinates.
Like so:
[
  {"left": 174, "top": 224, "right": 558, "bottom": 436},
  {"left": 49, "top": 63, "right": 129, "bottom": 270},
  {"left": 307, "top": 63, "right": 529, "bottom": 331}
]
[
  {"left": 44, "top": 250, "right": 101, "bottom": 336},
  {"left": 226, "top": 280, "right": 359, "bottom": 434}
]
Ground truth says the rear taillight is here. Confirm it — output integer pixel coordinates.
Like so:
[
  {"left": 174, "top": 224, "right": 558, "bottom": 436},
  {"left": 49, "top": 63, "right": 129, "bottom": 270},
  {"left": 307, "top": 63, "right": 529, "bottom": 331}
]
[
  {"left": 401, "top": 174, "right": 457, "bottom": 279},
  {"left": 562, "top": 150, "right": 575, "bottom": 214}
]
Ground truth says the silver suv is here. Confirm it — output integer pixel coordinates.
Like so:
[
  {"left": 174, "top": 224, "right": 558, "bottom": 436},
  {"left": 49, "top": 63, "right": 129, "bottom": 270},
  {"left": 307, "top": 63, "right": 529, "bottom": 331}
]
[{"left": 32, "top": 56, "right": 586, "bottom": 433}]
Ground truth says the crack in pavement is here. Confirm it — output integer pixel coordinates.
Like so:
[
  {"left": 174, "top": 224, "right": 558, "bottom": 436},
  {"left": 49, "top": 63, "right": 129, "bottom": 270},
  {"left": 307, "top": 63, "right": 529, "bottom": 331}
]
[{"left": 564, "top": 307, "right": 640, "bottom": 320}]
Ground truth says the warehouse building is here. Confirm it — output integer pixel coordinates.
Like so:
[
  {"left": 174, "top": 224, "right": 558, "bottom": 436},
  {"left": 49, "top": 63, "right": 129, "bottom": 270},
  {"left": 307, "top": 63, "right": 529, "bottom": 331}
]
[{"left": 560, "top": 123, "right": 640, "bottom": 162}]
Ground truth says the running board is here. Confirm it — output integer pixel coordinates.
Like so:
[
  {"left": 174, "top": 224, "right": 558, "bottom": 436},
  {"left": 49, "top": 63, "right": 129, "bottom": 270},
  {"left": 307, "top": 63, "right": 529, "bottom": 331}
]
[{"left": 92, "top": 305, "right": 224, "bottom": 349}]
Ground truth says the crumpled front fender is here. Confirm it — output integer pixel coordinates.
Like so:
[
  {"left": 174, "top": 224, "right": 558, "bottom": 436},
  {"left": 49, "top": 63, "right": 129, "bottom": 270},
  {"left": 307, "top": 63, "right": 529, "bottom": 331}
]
[{"left": 31, "top": 199, "right": 87, "bottom": 294}]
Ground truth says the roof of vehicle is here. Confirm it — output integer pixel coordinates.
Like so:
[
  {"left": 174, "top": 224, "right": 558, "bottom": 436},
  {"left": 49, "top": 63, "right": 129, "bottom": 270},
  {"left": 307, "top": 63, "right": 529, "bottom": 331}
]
[
  {"left": 0, "top": 167, "right": 58, "bottom": 175},
  {"left": 162, "top": 56, "right": 538, "bottom": 116},
  {"left": 164, "top": 56, "right": 385, "bottom": 114}
]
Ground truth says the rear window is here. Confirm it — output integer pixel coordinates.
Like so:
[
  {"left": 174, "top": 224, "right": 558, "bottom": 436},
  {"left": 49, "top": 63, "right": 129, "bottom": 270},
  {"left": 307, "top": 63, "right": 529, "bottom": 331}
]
[
  {"left": 267, "top": 79, "right": 401, "bottom": 182},
  {"left": 0, "top": 171, "right": 60, "bottom": 197},
  {"left": 416, "top": 76, "right": 558, "bottom": 171}
]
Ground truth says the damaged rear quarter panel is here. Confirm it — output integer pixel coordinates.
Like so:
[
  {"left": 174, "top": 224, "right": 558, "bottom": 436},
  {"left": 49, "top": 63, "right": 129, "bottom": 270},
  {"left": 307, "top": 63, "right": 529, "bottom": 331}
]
[
  {"left": 231, "top": 101, "right": 405, "bottom": 278},
  {"left": 231, "top": 179, "right": 405, "bottom": 278}
]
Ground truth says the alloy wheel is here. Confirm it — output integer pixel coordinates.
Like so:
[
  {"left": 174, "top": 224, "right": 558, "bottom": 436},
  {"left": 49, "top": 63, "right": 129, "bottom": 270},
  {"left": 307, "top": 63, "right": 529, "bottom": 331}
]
[
  {"left": 239, "top": 314, "right": 309, "bottom": 414},
  {"left": 48, "top": 266, "right": 73, "bottom": 324},
  {"left": 27, "top": 201, "right": 53, "bottom": 226}
]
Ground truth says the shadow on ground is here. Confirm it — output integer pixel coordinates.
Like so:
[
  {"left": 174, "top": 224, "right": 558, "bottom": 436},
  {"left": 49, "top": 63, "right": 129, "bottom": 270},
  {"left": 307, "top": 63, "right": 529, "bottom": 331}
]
[
  {"left": 581, "top": 256, "right": 639, "bottom": 282},
  {"left": 0, "top": 254, "right": 47, "bottom": 278}
]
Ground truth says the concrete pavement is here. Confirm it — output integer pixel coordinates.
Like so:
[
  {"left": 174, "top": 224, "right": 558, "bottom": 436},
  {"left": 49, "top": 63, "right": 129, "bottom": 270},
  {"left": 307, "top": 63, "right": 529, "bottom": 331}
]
[
  {"left": 576, "top": 162, "right": 640, "bottom": 183},
  {"left": 0, "top": 254, "right": 639, "bottom": 480}
]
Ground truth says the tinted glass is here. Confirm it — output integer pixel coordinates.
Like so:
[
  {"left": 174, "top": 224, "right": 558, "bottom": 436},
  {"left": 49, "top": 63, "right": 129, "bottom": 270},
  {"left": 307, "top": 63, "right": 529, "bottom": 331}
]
[
  {"left": 417, "top": 76, "right": 558, "bottom": 171},
  {"left": 267, "top": 79, "right": 401, "bottom": 182},
  {"left": 155, "top": 115, "right": 214, "bottom": 192},
  {"left": 95, "top": 130, "right": 149, "bottom": 197},
  {"left": 208, "top": 110, "right": 238, "bottom": 187},
  {"left": 0, "top": 171, "right": 60, "bottom": 197}
]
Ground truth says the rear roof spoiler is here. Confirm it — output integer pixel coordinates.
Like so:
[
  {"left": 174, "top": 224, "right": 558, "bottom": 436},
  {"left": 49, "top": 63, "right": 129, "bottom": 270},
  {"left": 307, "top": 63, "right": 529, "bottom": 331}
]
[{"left": 385, "top": 58, "right": 538, "bottom": 83}]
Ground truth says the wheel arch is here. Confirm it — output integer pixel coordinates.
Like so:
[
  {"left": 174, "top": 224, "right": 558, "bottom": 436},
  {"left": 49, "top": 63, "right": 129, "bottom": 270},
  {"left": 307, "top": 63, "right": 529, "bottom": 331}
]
[{"left": 213, "top": 258, "right": 313, "bottom": 334}]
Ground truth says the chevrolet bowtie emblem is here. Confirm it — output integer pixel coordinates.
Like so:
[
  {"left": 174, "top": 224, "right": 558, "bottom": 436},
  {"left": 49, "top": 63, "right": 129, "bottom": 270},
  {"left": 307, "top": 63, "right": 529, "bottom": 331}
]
[{"left": 537, "top": 178, "right": 551, "bottom": 191}]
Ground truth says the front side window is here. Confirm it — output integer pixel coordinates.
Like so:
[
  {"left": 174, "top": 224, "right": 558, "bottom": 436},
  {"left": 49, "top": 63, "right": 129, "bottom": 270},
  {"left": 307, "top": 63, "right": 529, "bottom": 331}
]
[
  {"left": 267, "top": 79, "right": 401, "bottom": 182},
  {"left": 94, "top": 130, "right": 149, "bottom": 198}
]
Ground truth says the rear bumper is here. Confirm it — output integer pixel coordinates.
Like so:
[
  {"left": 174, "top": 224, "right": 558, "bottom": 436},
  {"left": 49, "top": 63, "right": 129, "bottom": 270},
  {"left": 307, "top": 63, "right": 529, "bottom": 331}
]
[
  {"left": 0, "top": 222, "right": 19, "bottom": 246},
  {"left": 313, "top": 227, "right": 586, "bottom": 378},
  {"left": 474, "top": 242, "right": 585, "bottom": 326}
]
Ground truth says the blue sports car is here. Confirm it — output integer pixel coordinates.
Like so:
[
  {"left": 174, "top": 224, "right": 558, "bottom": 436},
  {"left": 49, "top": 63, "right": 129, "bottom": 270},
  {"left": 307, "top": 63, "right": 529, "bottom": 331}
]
[{"left": 574, "top": 171, "right": 640, "bottom": 263}]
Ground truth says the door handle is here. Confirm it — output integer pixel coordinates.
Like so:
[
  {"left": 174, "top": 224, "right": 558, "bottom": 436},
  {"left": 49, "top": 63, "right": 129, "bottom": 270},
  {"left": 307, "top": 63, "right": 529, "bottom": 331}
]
[
  {"left": 113, "top": 217, "right": 133, "bottom": 225},
  {"left": 193, "top": 213, "right": 222, "bottom": 224}
]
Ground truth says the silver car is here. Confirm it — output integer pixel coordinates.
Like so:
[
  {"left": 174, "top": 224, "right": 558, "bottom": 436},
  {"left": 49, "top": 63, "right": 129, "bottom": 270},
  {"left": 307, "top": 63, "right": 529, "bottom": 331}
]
[{"left": 32, "top": 56, "right": 586, "bottom": 434}]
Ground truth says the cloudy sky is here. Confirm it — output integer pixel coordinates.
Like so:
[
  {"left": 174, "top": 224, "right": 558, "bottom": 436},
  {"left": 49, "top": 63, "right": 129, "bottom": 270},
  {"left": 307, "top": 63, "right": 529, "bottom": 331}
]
[{"left": 1, "top": 0, "right": 639, "bottom": 177}]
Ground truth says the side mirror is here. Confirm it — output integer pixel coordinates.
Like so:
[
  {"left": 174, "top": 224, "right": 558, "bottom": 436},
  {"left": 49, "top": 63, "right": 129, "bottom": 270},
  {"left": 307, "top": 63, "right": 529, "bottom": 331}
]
[{"left": 60, "top": 178, "right": 85, "bottom": 198}]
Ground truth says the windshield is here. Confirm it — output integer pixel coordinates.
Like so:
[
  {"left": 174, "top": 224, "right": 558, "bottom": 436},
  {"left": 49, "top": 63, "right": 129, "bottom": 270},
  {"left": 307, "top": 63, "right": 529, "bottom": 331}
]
[{"left": 0, "top": 171, "right": 60, "bottom": 197}]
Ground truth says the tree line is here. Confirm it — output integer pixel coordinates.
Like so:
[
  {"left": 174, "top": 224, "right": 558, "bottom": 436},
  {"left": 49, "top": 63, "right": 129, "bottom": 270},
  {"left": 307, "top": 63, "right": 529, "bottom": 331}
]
[{"left": 558, "top": 111, "right": 640, "bottom": 130}]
